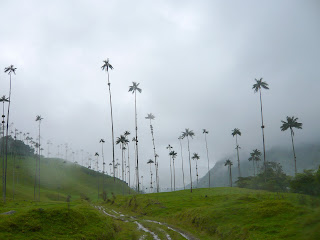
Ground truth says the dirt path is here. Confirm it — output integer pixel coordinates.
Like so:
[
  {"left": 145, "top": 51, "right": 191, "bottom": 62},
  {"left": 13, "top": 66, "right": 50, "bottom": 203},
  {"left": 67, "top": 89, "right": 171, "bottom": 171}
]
[{"left": 95, "top": 206, "right": 198, "bottom": 240}]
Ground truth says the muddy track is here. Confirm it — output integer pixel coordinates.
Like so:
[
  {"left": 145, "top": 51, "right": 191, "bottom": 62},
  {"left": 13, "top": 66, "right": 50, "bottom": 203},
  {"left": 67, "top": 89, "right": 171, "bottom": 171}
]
[{"left": 95, "top": 206, "right": 198, "bottom": 240}]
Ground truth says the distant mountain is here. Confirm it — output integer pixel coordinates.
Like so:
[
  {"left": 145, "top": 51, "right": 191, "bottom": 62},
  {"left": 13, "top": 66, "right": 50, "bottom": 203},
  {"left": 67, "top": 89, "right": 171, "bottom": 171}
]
[{"left": 189, "top": 142, "right": 320, "bottom": 188}]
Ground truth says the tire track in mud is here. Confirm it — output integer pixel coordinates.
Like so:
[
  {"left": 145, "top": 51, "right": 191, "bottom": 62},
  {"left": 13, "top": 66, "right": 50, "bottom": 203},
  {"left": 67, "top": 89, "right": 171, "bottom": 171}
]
[{"left": 95, "top": 205, "right": 196, "bottom": 240}]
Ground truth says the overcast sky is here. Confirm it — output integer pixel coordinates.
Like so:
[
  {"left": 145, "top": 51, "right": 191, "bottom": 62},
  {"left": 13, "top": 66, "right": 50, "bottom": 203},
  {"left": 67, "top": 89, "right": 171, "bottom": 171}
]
[{"left": 0, "top": 0, "right": 319, "bottom": 190}]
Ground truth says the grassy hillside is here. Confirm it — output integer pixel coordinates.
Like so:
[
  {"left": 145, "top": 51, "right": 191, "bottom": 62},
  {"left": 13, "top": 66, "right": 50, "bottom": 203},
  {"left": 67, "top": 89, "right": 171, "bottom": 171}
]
[
  {"left": 1, "top": 155, "right": 132, "bottom": 201},
  {"left": 103, "top": 187, "right": 320, "bottom": 240}
]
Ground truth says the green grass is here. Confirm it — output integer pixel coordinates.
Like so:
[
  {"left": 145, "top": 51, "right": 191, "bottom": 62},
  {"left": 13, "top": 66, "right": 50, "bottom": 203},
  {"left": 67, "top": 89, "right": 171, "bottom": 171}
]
[
  {"left": 0, "top": 155, "right": 137, "bottom": 239},
  {"left": 102, "top": 187, "right": 320, "bottom": 240}
]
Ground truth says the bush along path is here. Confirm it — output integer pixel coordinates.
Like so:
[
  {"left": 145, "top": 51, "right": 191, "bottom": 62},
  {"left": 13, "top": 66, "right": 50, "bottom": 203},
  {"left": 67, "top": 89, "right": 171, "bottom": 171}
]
[{"left": 94, "top": 205, "right": 198, "bottom": 240}]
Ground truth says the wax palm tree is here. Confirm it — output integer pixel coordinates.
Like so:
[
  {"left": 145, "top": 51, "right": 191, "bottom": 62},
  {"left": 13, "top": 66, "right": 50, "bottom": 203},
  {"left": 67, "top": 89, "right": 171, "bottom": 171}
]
[
  {"left": 145, "top": 113, "right": 159, "bottom": 192},
  {"left": 181, "top": 128, "right": 195, "bottom": 192},
  {"left": 202, "top": 129, "right": 211, "bottom": 187},
  {"left": 3, "top": 65, "right": 16, "bottom": 202},
  {"left": 170, "top": 150, "right": 177, "bottom": 191},
  {"left": 224, "top": 159, "right": 233, "bottom": 187},
  {"left": 101, "top": 59, "right": 115, "bottom": 182},
  {"left": 231, "top": 128, "right": 242, "bottom": 178},
  {"left": 166, "top": 144, "right": 173, "bottom": 191},
  {"left": 280, "top": 116, "right": 302, "bottom": 175},
  {"left": 178, "top": 136, "right": 185, "bottom": 190},
  {"left": 116, "top": 135, "right": 127, "bottom": 181},
  {"left": 253, "top": 78, "right": 269, "bottom": 176},
  {"left": 191, "top": 153, "right": 200, "bottom": 187},
  {"left": 128, "top": 82, "right": 142, "bottom": 191},
  {"left": 0, "top": 95, "right": 9, "bottom": 201},
  {"left": 147, "top": 159, "right": 154, "bottom": 192}
]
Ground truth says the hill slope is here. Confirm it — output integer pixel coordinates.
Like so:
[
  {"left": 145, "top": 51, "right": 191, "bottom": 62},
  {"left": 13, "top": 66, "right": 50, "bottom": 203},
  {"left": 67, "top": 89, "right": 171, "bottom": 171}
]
[{"left": 1, "top": 155, "right": 131, "bottom": 201}]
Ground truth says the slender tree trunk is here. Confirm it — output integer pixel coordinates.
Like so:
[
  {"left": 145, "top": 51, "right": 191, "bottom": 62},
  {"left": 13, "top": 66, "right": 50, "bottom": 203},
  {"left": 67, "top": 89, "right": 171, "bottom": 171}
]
[
  {"left": 290, "top": 128, "right": 297, "bottom": 175},
  {"left": 107, "top": 71, "right": 116, "bottom": 182},
  {"left": 134, "top": 92, "right": 140, "bottom": 192},
  {"left": 235, "top": 135, "right": 241, "bottom": 177},
  {"left": 149, "top": 119, "right": 159, "bottom": 193},
  {"left": 187, "top": 137, "right": 193, "bottom": 193},
  {"left": 204, "top": 133, "right": 210, "bottom": 188},
  {"left": 127, "top": 144, "right": 130, "bottom": 194},
  {"left": 2, "top": 103, "right": 6, "bottom": 201},
  {"left": 13, "top": 134, "right": 16, "bottom": 200},
  {"left": 252, "top": 160, "right": 255, "bottom": 176},
  {"left": 169, "top": 155, "right": 172, "bottom": 192},
  {"left": 259, "top": 89, "right": 267, "bottom": 179},
  {"left": 196, "top": 161, "right": 198, "bottom": 187},
  {"left": 101, "top": 143, "right": 105, "bottom": 194},
  {"left": 179, "top": 138, "right": 185, "bottom": 190},
  {"left": 121, "top": 143, "right": 124, "bottom": 181},
  {"left": 38, "top": 122, "right": 41, "bottom": 201},
  {"left": 34, "top": 148, "right": 37, "bottom": 201},
  {"left": 229, "top": 166, "right": 232, "bottom": 187},
  {"left": 4, "top": 74, "right": 12, "bottom": 202},
  {"left": 173, "top": 159, "right": 176, "bottom": 191}
]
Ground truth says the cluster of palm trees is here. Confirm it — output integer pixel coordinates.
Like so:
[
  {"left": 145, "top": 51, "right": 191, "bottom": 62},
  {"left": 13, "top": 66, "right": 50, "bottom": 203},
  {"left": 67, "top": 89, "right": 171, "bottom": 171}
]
[{"left": 224, "top": 79, "right": 303, "bottom": 187}]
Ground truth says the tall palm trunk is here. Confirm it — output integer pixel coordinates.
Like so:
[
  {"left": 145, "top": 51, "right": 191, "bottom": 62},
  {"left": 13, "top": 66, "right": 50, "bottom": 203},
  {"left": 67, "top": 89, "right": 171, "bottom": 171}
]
[
  {"left": 252, "top": 160, "right": 256, "bottom": 176},
  {"left": 149, "top": 119, "right": 159, "bottom": 192},
  {"left": 169, "top": 154, "right": 172, "bottom": 191},
  {"left": 229, "top": 166, "right": 232, "bottom": 187},
  {"left": 290, "top": 128, "right": 297, "bottom": 175},
  {"left": 187, "top": 137, "right": 193, "bottom": 193},
  {"left": 235, "top": 135, "right": 241, "bottom": 177},
  {"left": 204, "top": 133, "right": 210, "bottom": 187},
  {"left": 34, "top": 145, "right": 37, "bottom": 201},
  {"left": 179, "top": 138, "right": 185, "bottom": 190},
  {"left": 127, "top": 144, "right": 131, "bottom": 193},
  {"left": 2, "top": 103, "right": 6, "bottom": 201},
  {"left": 195, "top": 161, "right": 198, "bottom": 187},
  {"left": 173, "top": 158, "right": 176, "bottom": 191},
  {"left": 107, "top": 71, "right": 116, "bottom": 182},
  {"left": 259, "top": 89, "right": 267, "bottom": 178},
  {"left": 101, "top": 143, "right": 105, "bottom": 193},
  {"left": 4, "top": 74, "right": 12, "bottom": 202},
  {"left": 134, "top": 92, "right": 140, "bottom": 192},
  {"left": 38, "top": 121, "right": 41, "bottom": 201},
  {"left": 121, "top": 143, "right": 124, "bottom": 181}
]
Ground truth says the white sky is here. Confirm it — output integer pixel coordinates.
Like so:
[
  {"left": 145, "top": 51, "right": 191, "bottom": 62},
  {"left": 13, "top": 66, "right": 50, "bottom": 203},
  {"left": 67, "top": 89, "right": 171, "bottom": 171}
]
[{"left": 0, "top": 0, "right": 319, "bottom": 190}]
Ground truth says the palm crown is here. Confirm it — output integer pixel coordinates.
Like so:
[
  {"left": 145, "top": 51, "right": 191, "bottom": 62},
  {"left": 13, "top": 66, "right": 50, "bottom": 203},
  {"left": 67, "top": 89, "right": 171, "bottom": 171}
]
[
  {"left": 4, "top": 65, "right": 17, "bottom": 75},
  {"left": 145, "top": 113, "right": 155, "bottom": 120},
  {"left": 128, "top": 82, "right": 142, "bottom": 94},
  {"left": 0, "top": 95, "right": 9, "bottom": 102},
  {"left": 116, "top": 135, "right": 127, "bottom": 146},
  {"left": 224, "top": 159, "right": 233, "bottom": 166},
  {"left": 280, "top": 116, "right": 302, "bottom": 132},
  {"left": 124, "top": 131, "right": 131, "bottom": 137},
  {"left": 181, "top": 128, "right": 195, "bottom": 139},
  {"left": 101, "top": 59, "right": 113, "bottom": 72},
  {"left": 231, "top": 128, "right": 241, "bottom": 137},
  {"left": 253, "top": 78, "right": 269, "bottom": 93},
  {"left": 35, "top": 115, "right": 43, "bottom": 122},
  {"left": 99, "top": 139, "right": 105, "bottom": 143},
  {"left": 147, "top": 159, "right": 154, "bottom": 164},
  {"left": 95, "top": 152, "right": 99, "bottom": 156},
  {"left": 203, "top": 129, "right": 209, "bottom": 134},
  {"left": 169, "top": 150, "right": 177, "bottom": 159},
  {"left": 192, "top": 153, "right": 200, "bottom": 160}
]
